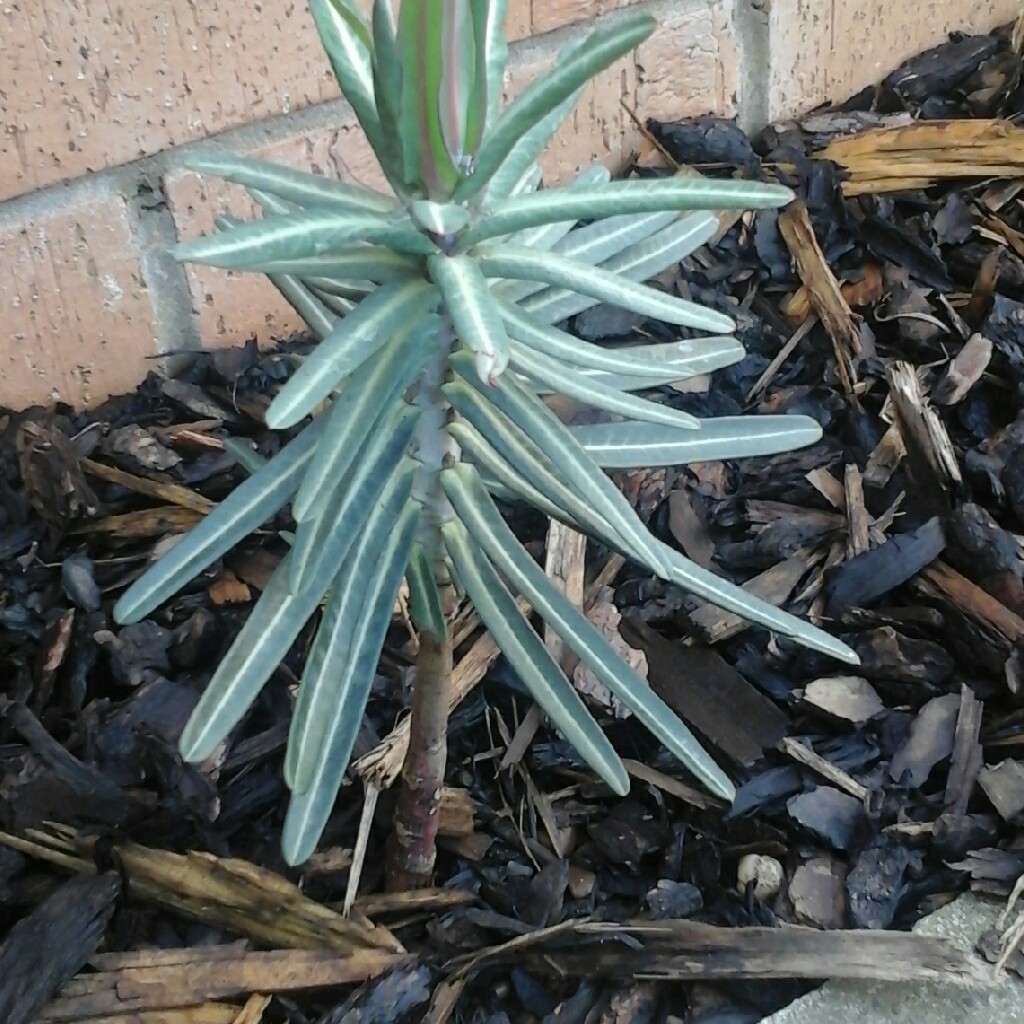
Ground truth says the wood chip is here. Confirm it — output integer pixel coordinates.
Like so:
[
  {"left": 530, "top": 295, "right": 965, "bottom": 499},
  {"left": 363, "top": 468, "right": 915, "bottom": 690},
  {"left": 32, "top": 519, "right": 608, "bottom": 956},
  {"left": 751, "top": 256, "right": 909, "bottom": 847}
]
[
  {"left": 778, "top": 199, "right": 862, "bottom": 398},
  {"left": 37, "top": 948, "right": 408, "bottom": 1021},
  {"left": 0, "top": 825, "right": 400, "bottom": 954},
  {"left": 823, "top": 119, "right": 1024, "bottom": 195},
  {"left": 0, "top": 873, "right": 120, "bottom": 1024}
]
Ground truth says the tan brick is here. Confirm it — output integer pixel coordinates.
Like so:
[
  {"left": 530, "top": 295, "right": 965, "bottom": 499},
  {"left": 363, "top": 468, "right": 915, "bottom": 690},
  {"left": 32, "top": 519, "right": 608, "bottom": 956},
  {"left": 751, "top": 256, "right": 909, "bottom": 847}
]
[
  {"left": 531, "top": 0, "right": 643, "bottom": 35},
  {"left": 525, "top": 3, "right": 740, "bottom": 180},
  {"left": 766, "top": 0, "right": 1020, "bottom": 121},
  {"left": 0, "top": 0, "right": 553, "bottom": 202},
  {"left": 166, "top": 5, "right": 739, "bottom": 353},
  {"left": 0, "top": 192, "right": 157, "bottom": 409}
]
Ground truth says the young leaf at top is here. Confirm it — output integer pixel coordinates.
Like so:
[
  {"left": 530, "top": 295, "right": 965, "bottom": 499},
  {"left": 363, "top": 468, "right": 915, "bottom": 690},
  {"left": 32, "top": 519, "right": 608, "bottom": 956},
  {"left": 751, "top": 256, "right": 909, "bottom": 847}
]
[
  {"left": 308, "top": 0, "right": 402, "bottom": 189},
  {"left": 454, "top": 12, "right": 656, "bottom": 201}
]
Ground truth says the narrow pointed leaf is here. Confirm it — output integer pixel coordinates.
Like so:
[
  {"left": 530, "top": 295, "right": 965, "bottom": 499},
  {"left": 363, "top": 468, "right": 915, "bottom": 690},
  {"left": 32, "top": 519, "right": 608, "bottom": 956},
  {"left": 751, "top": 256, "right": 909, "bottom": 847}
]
[
  {"left": 524, "top": 212, "right": 719, "bottom": 325},
  {"left": 178, "top": 549, "right": 331, "bottom": 764},
  {"left": 463, "top": 365, "right": 855, "bottom": 662},
  {"left": 477, "top": 244, "right": 734, "bottom": 333},
  {"left": 443, "top": 519, "right": 629, "bottom": 795},
  {"left": 282, "top": 493, "right": 421, "bottom": 865},
  {"left": 508, "top": 344, "right": 700, "bottom": 430},
  {"left": 113, "top": 421, "right": 323, "bottom": 625},
  {"left": 291, "top": 319, "right": 436, "bottom": 521},
  {"left": 174, "top": 210, "right": 438, "bottom": 271},
  {"left": 655, "top": 538, "right": 859, "bottom": 663},
  {"left": 444, "top": 377, "right": 654, "bottom": 563},
  {"left": 397, "top": 0, "right": 459, "bottom": 195},
  {"left": 287, "top": 460, "right": 419, "bottom": 794},
  {"left": 448, "top": 418, "right": 589, "bottom": 530},
  {"left": 217, "top": 213, "right": 339, "bottom": 338},
  {"left": 496, "top": 208, "right": 678, "bottom": 304},
  {"left": 308, "top": 0, "right": 399, "bottom": 187},
  {"left": 371, "top": 0, "right": 404, "bottom": 143},
  {"left": 289, "top": 403, "right": 420, "bottom": 592},
  {"left": 405, "top": 541, "right": 447, "bottom": 637},
  {"left": 553, "top": 209, "right": 678, "bottom": 262},
  {"left": 184, "top": 152, "right": 396, "bottom": 213},
  {"left": 221, "top": 248, "right": 421, "bottom": 281},
  {"left": 471, "top": 0, "right": 507, "bottom": 136},
  {"left": 492, "top": 166, "right": 614, "bottom": 300},
  {"left": 573, "top": 416, "right": 824, "bottom": 468},
  {"left": 428, "top": 254, "right": 510, "bottom": 383},
  {"left": 266, "top": 279, "right": 437, "bottom": 430},
  {"left": 439, "top": 0, "right": 478, "bottom": 169},
  {"left": 455, "top": 13, "right": 656, "bottom": 201},
  {"left": 501, "top": 300, "right": 743, "bottom": 379},
  {"left": 443, "top": 465, "right": 734, "bottom": 799},
  {"left": 465, "top": 178, "right": 793, "bottom": 245},
  {"left": 478, "top": 89, "right": 582, "bottom": 210}
]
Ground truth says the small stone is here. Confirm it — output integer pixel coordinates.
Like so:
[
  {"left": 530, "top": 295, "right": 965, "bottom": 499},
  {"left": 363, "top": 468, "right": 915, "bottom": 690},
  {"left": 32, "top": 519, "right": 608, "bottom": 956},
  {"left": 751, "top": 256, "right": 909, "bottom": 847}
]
[{"left": 737, "top": 853, "right": 784, "bottom": 901}]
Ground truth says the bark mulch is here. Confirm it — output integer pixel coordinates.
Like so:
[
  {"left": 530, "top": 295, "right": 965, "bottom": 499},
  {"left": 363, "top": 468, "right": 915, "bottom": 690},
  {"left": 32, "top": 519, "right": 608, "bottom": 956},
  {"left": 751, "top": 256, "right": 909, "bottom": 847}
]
[{"left": 6, "top": 18, "right": 1024, "bottom": 1024}]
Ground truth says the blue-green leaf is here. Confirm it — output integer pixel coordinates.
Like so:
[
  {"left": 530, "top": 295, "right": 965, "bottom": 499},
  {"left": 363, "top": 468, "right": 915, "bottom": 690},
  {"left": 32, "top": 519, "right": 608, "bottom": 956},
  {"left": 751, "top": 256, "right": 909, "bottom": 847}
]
[
  {"left": 397, "top": 0, "right": 460, "bottom": 196},
  {"left": 500, "top": 299, "right": 743, "bottom": 379},
  {"left": 291, "top": 316, "right": 437, "bottom": 522},
  {"left": 508, "top": 344, "right": 700, "bottom": 430},
  {"left": 478, "top": 89, "right": 581, "bottom": 211},
  {"left": 428, "top": 254, "right": 510, "bottom": 383},
  {"left": 523, "top": 212, "right": 719, "bottom": 325},
  {"left": 447, "top": 418, "right": 591, "bottom": 532},
  {"left": 444, "top": 379, "right": 649, "bottom": 560},
  {"left": 371, "top": 0, "right": 404, "bottom": 144},
  {"left": 439, "top": 0, "right": 478, "bottom": 169},
  {"left": 214, "top": 248, "right": 421, "bottom": 282},
  {"left": 282, "top": 484, "right": 421, "bottom": 865},
  {"left": 455, "top": 13, "right": 656, "bottom": 201},
  {"left": 216, "top": 213, "right": 340, "bottom": 338},
  {"left": 308, "top": 0, "right": 401, "bottom": 188},
  {"left": 174, "top": 210, "right": 438, "bottom": 270},
  {"left": 289, "top": 403, "right": 420, "bottom": 592},
  {"left": 573, "top": 416, "right": 824, "bottom": 468},
  {"left": 184, "top": 151, "right": 396, "bottom": 213},
  {"left": 286, "top": 458, "right": 420, "bottom": 795},
  {"left": 477, "top": 244, "right": 734, "bottom": 333},
  {"left": 466, "top": 178, "right": 792, "bottom": 245},
  {"left": 113, "top": 421, "right": 323, "bottom": 625},
  {"left": 266, "top": 279, "right": 438, "bottom": 430},
  {"left": 470, "top": 0, "right": 508, "bottom": 139},
  {"left": 443, "top": 464, "right": 735, "bottom": 799},
  {"left": 442, "top": 518, "right": 629, "bottom": 795},
  {"left": 178, "top": 548, "right": 332, "bottom": 764}
]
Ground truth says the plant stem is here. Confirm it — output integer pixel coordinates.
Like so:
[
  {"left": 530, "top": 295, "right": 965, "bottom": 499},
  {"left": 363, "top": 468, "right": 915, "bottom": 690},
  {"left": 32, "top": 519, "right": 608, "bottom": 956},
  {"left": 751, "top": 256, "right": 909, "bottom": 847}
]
[
  {"left": 386, "top": 623, "right": 452, "bottom": 890},
  {"left": 386, "top": 316, "right": 458, "bottom": 891}
]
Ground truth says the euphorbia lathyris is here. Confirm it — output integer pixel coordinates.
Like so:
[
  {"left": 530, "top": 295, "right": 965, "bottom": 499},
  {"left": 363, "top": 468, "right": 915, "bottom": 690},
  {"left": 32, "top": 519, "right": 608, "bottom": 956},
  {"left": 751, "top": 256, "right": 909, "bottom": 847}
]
[{"left": 114, "top": 0, "right": 858, "bottom": 875}]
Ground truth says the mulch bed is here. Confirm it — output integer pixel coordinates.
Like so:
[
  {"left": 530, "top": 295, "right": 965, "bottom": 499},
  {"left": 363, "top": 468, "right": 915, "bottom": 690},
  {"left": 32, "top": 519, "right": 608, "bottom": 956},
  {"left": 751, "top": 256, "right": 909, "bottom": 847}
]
[{"left": 6, "top": 19, "right": 1024, "bottom": 1024}]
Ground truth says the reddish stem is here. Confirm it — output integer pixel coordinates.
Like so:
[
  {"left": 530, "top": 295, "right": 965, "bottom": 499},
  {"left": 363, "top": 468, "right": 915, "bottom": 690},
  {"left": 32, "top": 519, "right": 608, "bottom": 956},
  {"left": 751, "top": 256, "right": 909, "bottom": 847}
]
[{"left": 386, "top": 626, "right": 452, "bottom": 890}]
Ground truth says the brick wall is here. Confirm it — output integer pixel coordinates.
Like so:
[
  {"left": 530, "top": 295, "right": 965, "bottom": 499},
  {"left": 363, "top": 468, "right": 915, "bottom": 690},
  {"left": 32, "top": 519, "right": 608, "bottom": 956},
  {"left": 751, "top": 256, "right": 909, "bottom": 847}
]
[{"left": 1, "top": 0, "right": 1018, "bottom": 411}]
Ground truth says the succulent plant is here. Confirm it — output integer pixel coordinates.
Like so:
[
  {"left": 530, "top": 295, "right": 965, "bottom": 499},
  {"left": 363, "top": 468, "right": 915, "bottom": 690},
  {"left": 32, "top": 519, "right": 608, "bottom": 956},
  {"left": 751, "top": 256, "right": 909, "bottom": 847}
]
[{"left": 113, "top": 0, "right": 859, "bottom": 868}]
